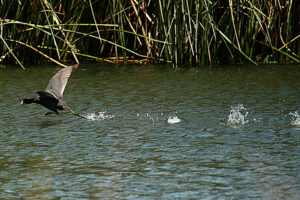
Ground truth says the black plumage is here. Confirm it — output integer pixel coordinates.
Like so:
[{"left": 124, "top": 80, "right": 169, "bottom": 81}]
[{"left": 21, "top": 65, "right": 74, "bottom": 115}]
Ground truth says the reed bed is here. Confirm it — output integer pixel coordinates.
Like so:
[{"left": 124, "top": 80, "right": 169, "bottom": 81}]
[{"left": 0, "top": 0, "right": 299, "bottom": 68}]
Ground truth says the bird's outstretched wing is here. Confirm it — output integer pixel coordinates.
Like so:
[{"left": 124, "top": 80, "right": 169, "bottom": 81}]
[{"left": 45, "top": 65, "right": 74, "bottom": 99}]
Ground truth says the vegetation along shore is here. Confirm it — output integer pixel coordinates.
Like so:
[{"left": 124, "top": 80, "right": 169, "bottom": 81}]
[{"left": 0, "top": 0, "right": 299, "bottom": 68}]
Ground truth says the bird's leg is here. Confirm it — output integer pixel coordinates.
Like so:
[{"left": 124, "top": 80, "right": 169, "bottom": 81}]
[
  {"left": 69, "top": 108, "right": 75, "bottom": 114},
  {"left": 45, "top": 112, "right": 58, "bottom": 116},
  {"left": 69, "top": 108, "right": 85, "bottom": 118}
]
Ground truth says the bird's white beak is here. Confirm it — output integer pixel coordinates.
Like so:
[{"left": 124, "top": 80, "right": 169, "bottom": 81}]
[{"left": 20, "top": 100, "right": 24, "bottom": 105}]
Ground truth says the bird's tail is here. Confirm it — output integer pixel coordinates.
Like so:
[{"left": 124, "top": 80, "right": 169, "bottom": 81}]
[{"left": 69, "top": 108, "right": 85, "bottom": 118}]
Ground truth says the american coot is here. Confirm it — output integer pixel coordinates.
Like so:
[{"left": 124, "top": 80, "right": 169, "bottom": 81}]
[{"left": 21, "top": 65, "right": 80, "bottom": 117}]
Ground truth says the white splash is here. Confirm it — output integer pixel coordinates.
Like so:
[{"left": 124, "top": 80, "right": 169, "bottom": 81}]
[
  {"left": 84, "top": 111, "right": 115, "bottom": 121},
  {"left": 253, "top": 118, "right": 263, "bottom": 123},
  {"left": 167, "top": 116, "right": 181, "bottom": 124},
  {"left": 145, "top": 113, "right": 155, "bottom": 123},
  {"left": 227, "top": 104, "right": 249, "bottom": 125},
  {"left": 289, "top": 111, "right": 300, "bottom": 126}
]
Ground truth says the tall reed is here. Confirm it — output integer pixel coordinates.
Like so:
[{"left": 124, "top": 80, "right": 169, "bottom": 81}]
[{"left": 0, "top": 0, "right": 299, "bottom": 68}]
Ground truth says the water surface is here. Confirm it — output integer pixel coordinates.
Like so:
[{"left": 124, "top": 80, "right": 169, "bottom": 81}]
[{"left": 0, "top": 64, "right": 299, "bottom": 199}]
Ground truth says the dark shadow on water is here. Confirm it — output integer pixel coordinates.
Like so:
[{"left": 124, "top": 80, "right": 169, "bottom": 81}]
[{"left": 37, "top": 119, "right": 64, "bottom": 129}]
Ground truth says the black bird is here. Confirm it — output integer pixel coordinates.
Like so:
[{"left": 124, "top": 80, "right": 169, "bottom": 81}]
[{"left": 21, "top": 65, "right": 77, "bottom": 116}]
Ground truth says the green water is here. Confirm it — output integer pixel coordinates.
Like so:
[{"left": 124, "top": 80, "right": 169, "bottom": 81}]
[{"left": 0, "top": 64, "right": 299, "bottom": 199}]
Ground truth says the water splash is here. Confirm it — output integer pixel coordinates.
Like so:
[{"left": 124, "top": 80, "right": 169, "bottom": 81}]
[
  {"left": 227, "top": 104, "right": 249, "bottom": 125},
  {"left": 136, "top": 112, "right": 181, "bottom": 125},
  {"left": 145, "top": 113, "right": 155, "bottom": 123},
  {"left": 167, "top": 116, "right": 181, "bottom": 124},
  {"left": 253, "top": 118, "right": 263, "bottom": 123},
  {"left": 84, "top": 111, "right": 115, "bottom": 121},
  {"left": 289, "top": 111, "right": 300, "bottom": 126}
]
